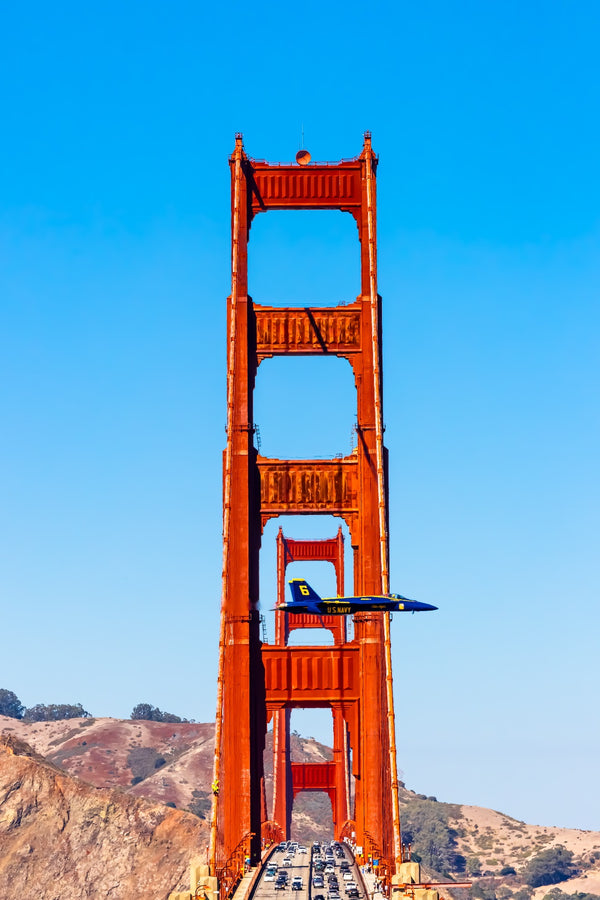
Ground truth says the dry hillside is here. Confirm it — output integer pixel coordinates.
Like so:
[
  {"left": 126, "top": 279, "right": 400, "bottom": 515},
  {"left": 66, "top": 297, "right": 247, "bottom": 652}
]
[
  {"left": 1, "top": 715, "right": 599, "bottom": 900},
  {"left": 398, "top": 787, "right": 600, "bottom": 900},
  {"left": 0, "top": 733, "right": 207, "bottom": 899}
]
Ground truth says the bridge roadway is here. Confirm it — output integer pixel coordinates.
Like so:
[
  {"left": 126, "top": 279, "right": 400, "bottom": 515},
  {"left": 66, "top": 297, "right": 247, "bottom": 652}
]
[{"left": 250, "top": 841, "right": 367, "bottom": 900}]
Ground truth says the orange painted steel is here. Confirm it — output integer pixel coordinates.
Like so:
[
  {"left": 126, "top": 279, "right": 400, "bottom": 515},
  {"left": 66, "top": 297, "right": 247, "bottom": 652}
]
[
  {"left": 211, "top": 134, "right": 400, "bottom": 887},
  {"left": 291, "top": 762, "right": 337, "bottom": 802}
]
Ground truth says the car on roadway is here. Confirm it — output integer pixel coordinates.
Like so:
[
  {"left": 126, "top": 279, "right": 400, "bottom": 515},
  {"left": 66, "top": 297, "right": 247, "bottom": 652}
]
[
  {"left": 292, "top": 878, "right": 303, "bottom": 892},
  {"left": 282, "top": 857, "right": 293, "bottom": 867},
  {"left": 343, "top": 873, "right": 354, "bottom": 882},
  {"left": 265, "top": 869, "right": 278, "bottom": 882}
]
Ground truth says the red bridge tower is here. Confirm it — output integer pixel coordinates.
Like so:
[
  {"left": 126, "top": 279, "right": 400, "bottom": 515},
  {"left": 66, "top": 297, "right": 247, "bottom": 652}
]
[{"left": 210, "top": 134, "right": 401, "bottom": 894}]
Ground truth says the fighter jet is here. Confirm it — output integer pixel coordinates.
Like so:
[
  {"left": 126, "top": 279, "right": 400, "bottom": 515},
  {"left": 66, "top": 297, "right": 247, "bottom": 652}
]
[{"left": 275, "top": 578, "right": 438, "bottom": 616}]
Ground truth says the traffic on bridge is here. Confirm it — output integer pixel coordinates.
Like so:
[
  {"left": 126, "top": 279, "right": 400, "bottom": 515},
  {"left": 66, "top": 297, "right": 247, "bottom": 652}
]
[{"left": 253, "top": 841, "right": 367, "bottom": 900}]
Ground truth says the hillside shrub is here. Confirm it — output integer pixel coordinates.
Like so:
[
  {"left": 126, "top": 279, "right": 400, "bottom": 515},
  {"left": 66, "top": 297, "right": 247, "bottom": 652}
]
[
  {"left": 467, "top": 857, "right": 483, "bottom": 876},
  {"left": 24, "top": 703, "right": 91, "bottom": 721},
  {"left": 0, "top": 689, "right": 25, "bottom": 719},
  {"left": 188, "top": 789, "right": 212, "bottom": 819},
  {"left": 130, "top": 703, "right": 191, "bottom": 723},
  {"left": 127, "top": 746, "right": 169, "bottom": 781},
  {"left": 513, "top": 890, "right": 533, "bottom": 900},
  {"left": 500, "top": 866, "right": 517, "bottom": 876},
  {"left": 522, "top": 847, "right": 577, "bottom": 888},
  {"left": 542, "top": 890, "right": 600, "bottom": 900},
  {"left": 400, "top": 799, "right": 465, "bottom": 875}
]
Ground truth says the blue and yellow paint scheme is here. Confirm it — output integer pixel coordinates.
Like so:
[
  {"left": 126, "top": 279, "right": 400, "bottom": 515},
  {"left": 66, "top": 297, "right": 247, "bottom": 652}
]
[{"left": 274, "top": 578, "right": 438, "bottom": 616}]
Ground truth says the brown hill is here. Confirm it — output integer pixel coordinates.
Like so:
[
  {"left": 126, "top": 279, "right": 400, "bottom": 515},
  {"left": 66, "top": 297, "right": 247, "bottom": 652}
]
[
  {"left": 0, "top": 715, "right": 336, "bottom": 833},
  {"left": 2, "top": 715, "right": 600, "bottom": 900},
  {"left": 454, "top": 802, "right": 600, "bottom": 898},
  {"left": 0, "top": 715, "right": 216, "bottom": 818},
  {"left": 0, "top": 732, "right": 207, "bottom": 899},
  {"left": 398, "top": 787, "right": 600, "bottom": 899}
]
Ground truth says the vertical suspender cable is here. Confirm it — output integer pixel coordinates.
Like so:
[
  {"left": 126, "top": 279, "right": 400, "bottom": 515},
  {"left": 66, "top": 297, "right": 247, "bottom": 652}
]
[
  {"left": 209, "top": 140, "right": 242, "bottom": 873},
  {"left": 364, "top": 140, "right": 402, "bottom": 871}
]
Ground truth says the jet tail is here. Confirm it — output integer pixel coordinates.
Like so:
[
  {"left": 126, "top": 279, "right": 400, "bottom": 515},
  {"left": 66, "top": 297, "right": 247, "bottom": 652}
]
[{"left": 288, "top": 578, "right": 322, "bottom": 615}]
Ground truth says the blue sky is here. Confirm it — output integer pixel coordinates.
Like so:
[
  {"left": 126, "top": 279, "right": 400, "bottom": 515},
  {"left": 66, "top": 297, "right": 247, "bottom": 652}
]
[{"left": 1, "top": 2, "right": 599, "bottom": 830}]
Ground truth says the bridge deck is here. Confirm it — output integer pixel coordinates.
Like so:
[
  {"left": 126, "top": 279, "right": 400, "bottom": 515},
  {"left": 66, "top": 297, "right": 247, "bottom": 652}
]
[{"left": 245, "top": 841, "right": 367, "bottom": 900}]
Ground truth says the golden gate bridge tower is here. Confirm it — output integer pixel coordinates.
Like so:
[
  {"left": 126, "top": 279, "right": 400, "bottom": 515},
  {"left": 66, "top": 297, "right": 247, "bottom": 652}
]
[{"left": 210, "top": 133, "right": 402, "bottom": 895}]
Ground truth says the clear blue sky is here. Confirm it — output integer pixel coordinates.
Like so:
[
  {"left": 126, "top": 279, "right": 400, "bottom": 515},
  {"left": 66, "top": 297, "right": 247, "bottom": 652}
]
[{"left": 1, "top": 2, "right": 598, "bottom": 831}]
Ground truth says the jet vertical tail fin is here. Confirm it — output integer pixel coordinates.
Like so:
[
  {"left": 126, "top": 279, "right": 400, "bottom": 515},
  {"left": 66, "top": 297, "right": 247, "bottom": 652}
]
[{"left": 288, "top": 578, "right": 322, "bottom": 612}]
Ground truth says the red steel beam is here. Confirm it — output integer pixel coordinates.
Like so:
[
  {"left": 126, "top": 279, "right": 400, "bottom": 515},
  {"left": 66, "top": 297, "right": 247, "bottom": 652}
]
[
  {"left": 255, "top": 303, "right": 362, "bottom": 363},
  {"left": 263, "top": 645, "right": 360, "bottom": 704},
  {"left": 291, "top": 762, "right": 337, "bottom": 796}
]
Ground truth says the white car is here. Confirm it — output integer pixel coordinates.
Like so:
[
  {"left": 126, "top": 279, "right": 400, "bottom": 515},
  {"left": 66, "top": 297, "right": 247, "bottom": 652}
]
[
  {"left": 283, "top": 857, "right": 293, "bottom": 867},
  {"left": 343, "top": 873, "right": 354, "bottom": 882},
  {"left": 265, "top": 871, "right": 278, "bottom": 882}
]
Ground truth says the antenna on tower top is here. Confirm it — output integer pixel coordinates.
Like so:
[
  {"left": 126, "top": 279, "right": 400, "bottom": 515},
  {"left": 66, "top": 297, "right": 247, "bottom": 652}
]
[{"left": 296, "top": 122, "right": 311, "bottom": 165}]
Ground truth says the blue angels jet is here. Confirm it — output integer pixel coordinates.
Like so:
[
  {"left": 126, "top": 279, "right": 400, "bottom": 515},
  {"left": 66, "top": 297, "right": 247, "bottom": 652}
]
[{"left": 275, "top": 578, "right": 438, "bottom": 616}]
